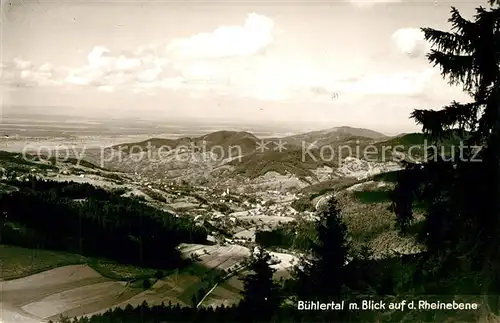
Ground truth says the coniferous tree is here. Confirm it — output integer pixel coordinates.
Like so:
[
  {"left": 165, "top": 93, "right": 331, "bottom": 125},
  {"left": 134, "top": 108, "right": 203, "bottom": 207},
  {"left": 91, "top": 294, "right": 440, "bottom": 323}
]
[
  {"left": 292, "top": 197, "right": 349, "bottom": 301},
  {"left": 392, "top": 0, "right": 500, "bottom": 301},
  {"left": 391, "top": 161, "right": 424, "bottom": 232},
  {"left": 239, "top": 247, "right": 282, "bottom": 322}
]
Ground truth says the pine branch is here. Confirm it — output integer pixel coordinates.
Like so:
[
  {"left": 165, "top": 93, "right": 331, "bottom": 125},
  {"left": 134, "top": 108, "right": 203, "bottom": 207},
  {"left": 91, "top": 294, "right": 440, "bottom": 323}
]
[
  {"left": 449, "top": 7, "right": 478, "bottom": 36},
  {"left": 427, "top": 50, "right": 476, "bottom": 92},
  {"left": 421, "top": 28, "right": 472, "bottom": 54},
  {"left": 411, "top": 102, "right": 480, "bottom": 140},
  {"left": 477, "top": 92, "right": 500, "bottom": 139},
  {"left": 411, "top": 109, "right": 450, "bottom": 140}
]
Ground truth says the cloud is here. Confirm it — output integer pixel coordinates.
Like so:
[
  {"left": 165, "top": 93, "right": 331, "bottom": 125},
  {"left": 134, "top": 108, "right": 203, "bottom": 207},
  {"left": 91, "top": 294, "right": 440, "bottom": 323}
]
[
  {"left": 2, "top": 56, "right": 436, "bottom": 101},
  {"left": 166, "top": 13, "right": 275, "bottom": 59},
  {"left": 56, "top": 13, "right": 276, "bottom": 93},
  {"left": 1, "top": 13, "right": 437, "bottom": 102},
  {"left": 392, "top": 28, "right": 431, "bottom": 58},
  {"left": 13, "top": 58, "right": 32, "bottom": 70},
  {"left": 1, "top": 58, "right": 63, "bottom": 87},
  {"left": 87, "top": 46, "right": 112, "bottom": 69},
  {"left": 62, "top": 46, "right": 166, "bottom": 90},
  {"left": 85, "top": 46, "right": 143, "bottom": 72},
  {"left": 116, "top": 55, "right": 142, "bottom": 72},
  {"left": 3, "top": 13, "right": 272, "bottom": 93},
  {"left": 97, "top": 85, "right": 115, "bottom": 93},
  {"left": 136, "top": 67, "right": 163, "bottom": 83},
  {"left": 65, "top": 68, "right": 104, "bottom": 86}
]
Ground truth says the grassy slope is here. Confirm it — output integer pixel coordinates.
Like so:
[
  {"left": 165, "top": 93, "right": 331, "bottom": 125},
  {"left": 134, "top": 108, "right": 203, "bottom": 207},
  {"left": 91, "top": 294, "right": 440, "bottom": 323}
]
[
  {"left": 0, "top": 244, "right": 237, "bottom": 322},
  {"left": 0, "top": 151, "right": 58, "bottom": 173},
  {"left": 0, "top": 244, "right": 157, "bottom": 281},
  {"left": 287, "top": 170, "right": 424, "bottom": 257}
]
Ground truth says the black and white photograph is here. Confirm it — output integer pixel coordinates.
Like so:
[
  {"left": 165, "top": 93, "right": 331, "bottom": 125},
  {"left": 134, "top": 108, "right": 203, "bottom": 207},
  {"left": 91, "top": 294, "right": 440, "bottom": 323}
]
[{"left": 1, "top": 0, "right": 500, "bottom": 322}]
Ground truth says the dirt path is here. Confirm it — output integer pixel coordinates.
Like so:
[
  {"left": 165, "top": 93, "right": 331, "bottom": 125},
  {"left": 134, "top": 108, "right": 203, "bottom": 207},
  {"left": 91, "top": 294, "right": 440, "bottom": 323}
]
[
  {"left": 196, "top": 265, "right": 246, "bottom": 309},
  {"left": 313, "top": 193, "right": 334, "bottom": 210}
]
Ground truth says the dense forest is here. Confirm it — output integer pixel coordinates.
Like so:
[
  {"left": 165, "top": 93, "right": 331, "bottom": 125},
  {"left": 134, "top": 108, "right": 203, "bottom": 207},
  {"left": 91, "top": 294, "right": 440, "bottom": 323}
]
[
  {"left": 255, "top": 221, "right": 315, "bottom": 252},
  {"left": 0, "top": 177, "right": 207, "bottom": 269}
]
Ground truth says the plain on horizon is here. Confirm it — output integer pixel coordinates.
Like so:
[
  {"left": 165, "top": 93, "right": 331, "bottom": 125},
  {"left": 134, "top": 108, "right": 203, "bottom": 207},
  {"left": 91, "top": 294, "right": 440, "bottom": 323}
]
[{"left": 1, "top": 0, "right": 483, "bottom": 135}]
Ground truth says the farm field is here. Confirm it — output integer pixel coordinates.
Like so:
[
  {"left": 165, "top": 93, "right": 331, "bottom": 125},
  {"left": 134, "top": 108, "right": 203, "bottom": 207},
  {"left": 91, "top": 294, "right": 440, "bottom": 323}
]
[
  {"left": 269, "top": 252, "right": 298, "bottom": 272},
  {"left": 80, "top": 274, "right": 203, "bottom": 318},
  {"left": 178, "top": 243, "right": 251, "bottom": 272},
  {"left": 191, "top": 249, "right": 298, "bottom": 309},
  {"left": 0, "top": 242, "right": 290, "bottom": 322},
  {"left": 1, "top": 264, "right": 143, "bottom": 322},
  {"left": 1, "top": 244, "right": 240, "bottom": 323}
]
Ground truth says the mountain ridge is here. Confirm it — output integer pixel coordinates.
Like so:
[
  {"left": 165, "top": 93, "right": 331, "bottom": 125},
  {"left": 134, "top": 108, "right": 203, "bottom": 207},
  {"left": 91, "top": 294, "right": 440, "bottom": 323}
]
[
  {"left": 110, "top": 126, "right": 389, "bottom": 153},
  {"left": 89, "top": 126, "right": 405, "bottom": 186}
]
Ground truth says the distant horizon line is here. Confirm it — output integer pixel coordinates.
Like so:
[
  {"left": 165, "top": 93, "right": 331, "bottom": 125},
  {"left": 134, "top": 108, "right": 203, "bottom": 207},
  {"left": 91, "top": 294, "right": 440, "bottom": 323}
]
[
  {"left": 0, "top": 124, "right": 416, "bottom": 139},
  {"left": 0, "top": 104, "right": 419, "bottom": 135},
  {"left": 0, "top": 118, "right": 412, "bottom": 138}
]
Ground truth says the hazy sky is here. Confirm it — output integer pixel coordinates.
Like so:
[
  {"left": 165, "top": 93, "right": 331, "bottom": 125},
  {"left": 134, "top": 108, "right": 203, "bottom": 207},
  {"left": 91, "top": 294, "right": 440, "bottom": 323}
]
[{"left": 1, "top": 0, "right": 483, "bottom": 134}]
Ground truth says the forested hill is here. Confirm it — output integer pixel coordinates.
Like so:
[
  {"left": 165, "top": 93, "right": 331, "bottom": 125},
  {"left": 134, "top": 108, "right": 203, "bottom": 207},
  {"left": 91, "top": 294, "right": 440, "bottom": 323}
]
[{"left": 0, "top": 177, "right": 207, "bottom": 269}]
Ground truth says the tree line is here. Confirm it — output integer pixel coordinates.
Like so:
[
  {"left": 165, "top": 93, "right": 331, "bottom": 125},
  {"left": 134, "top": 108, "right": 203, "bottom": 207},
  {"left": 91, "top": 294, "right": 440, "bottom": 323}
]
[
  {"left": 0, "top": 177, "right": 207, "bottom": 269},
  {"left": 255, "top": 221, "right": 315, "bottom": 252}
]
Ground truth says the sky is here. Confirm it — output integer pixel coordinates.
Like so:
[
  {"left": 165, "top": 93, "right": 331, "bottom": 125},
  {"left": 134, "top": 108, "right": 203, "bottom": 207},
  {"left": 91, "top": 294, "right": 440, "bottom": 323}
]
[{"left": 0, "top": 0, "right": 484, "bottom": 135}]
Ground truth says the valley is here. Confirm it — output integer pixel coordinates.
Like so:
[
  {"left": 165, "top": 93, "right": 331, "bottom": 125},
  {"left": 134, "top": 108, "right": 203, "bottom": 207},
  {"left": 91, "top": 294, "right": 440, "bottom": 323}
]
[{"left": 0, "top": 126, "right": 428, "bottom": 322}]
